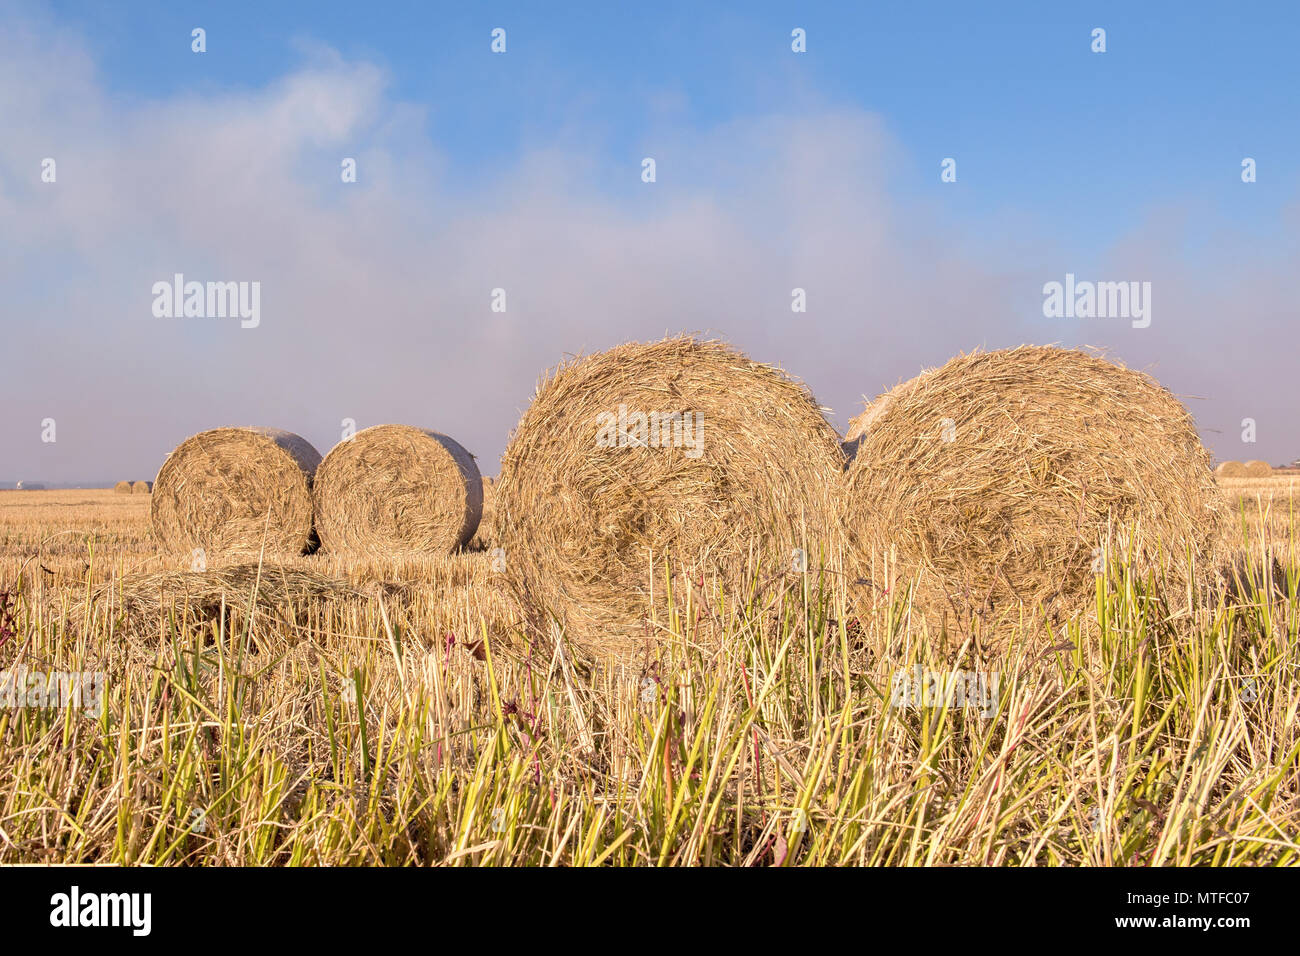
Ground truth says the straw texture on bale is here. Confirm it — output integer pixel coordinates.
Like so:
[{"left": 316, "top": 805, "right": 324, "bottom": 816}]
[
  {"left": 494, "top": 335, "right": 845, "bottom": 659},
  {"left": 114, "top": 481, "right": 133, "bottom": 494},
  {"left": 132, "top": 480, "right": 152, "bottom": 494},
  {"left": 1215, "top": 461, "right": 1248, "bottom": 479},
  {"left": 844, "top": 371, "right": 936, "bottom": 443},
  {"left": 151, "top": 427, "right": 322, "bottom": 556},
  {"left": 313, "top": 425, "right": 483, "bottom": 555},
  {"left": 470, "top": 476, "right": 496, "bottom": 549},
  {"left": 840, "top": 346, "right": 1224, "bottom": 622},
  {"left": 842, "top": 373, "right": 933, "bottom": 464},
  {"left": 1243, "top": 460, "right": 1274, "bottom": 478}
]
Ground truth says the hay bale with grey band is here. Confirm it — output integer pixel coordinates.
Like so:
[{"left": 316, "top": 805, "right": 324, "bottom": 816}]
[
  {"left": 151, "top": 427, "right": 322, "bottom": 557},
  {"left": 312, "top": 424, "right": 483, "bottom": 555}
]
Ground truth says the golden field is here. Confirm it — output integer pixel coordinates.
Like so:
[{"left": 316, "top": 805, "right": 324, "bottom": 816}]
[{"left": 0, "top": 479, "right": 1297, "bottom": 865}]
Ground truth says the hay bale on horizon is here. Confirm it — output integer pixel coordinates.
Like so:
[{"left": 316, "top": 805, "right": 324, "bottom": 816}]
[
  {"left": 113, "top": 480, "right": 133, "bottom": 494},
  {"left": 132, "top": 480, "right": 152, "bottom": 494},
  {"left": 494, "top": 335, "right": 845, "bottom": 660},
  {"left": 840, "top": 346, "right": 1224, "bottom": 623},
  {"left": 1215, "top": 461, "right": 1248, "bottom": 478},
  {"left": 151, "top": 427, "right": 321, "bottom": 557},
  {"left": 313, "top": 424, "right": 483, "bottom": 555},
  {"left": 1243, "top": 460, "right": 1273, "bottom": 478}
]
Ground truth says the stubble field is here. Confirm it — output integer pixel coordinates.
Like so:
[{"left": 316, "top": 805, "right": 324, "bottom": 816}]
[{"left": 0, "top": 479, "right": 1297, "bottom": 865}]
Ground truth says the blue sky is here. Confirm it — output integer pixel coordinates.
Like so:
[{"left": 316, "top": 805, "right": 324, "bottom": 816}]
[
  {"left": 57, "top": 0, "right": 1299, "bottom": 246},
  {"left": 4, "top": 1, "right": 1299, "bottom": 481}
]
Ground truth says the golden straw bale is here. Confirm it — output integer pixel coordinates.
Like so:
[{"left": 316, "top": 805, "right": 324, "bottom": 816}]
[
  {"left": 840, "top": 346, "right": 1224, "bottom": 623},
  {"left": 494, "top": 335, "right": 845, "bottom": 660},
  {"left": 151, "top": 427, "right": 321, "bottom": 557},
  {"left": 313, "top": 424, "right": 482, "bottom": 555}
]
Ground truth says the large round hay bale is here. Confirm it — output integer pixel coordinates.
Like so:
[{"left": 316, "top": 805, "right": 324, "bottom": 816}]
[
  {"left": 1243, "top": 460, "right": 1273, "bottom": 478},
  {"left": 113, "top": 480, "right": 133, "bottom": 494},
  {"left": 132, "top": 480, "right": 152, "bottom": 494},
  {"left": 1215, "top": 461, "right": 1248, "bottom": 479},
  {"left": 841, "top": 346, "right": 1224, "bottom": 622},
  {"left": 313, "top": 425, "right": 483, "bottom": 555},
  {"left": 151, "top": 427, "right": 322, "bottom": 556},
  {"left": 494, "top": 335, "right": 845, "bottom": 659}
]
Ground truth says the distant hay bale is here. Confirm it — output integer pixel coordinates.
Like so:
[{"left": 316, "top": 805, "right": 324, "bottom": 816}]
[
  {"left": 114, "top": 480, "right": 133, "bottom": 494},
  {"left": 1243, "top": 460, "right": 1273, "bottom": 478},
  {"left": 313, "top": 424, "right": 483, "bottom": 555},
  {"left": 494, "top": 335, "right": 844, "bottom": 659},
  {"left": 132, "top": 480, "right": 152, "bottom": 494},
  {"left": 1215, "top": 461, "right": 1248, "bottom": 478},
  {"left": 840, "top": 346, "right": 1224, "bottom": 622},
  {"left": 151, "top": 427, "right": 322, "bottom": 557}
]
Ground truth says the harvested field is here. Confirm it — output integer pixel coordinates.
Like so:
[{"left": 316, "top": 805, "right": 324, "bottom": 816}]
[{"left": 1, "top": 480, "right": 1297, "bottom": 867}]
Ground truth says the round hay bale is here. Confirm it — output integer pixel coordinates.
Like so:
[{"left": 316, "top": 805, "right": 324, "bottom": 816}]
[
  {"left": 113, "top": 480, "right": 133, "bottom": 494},
  {"left": 151, "top": 427, "right": 322, "bottom": 557},
  {"left": 313, "top": 425, "right": 483, "bottom": 555},
  {"left": 841, "top": 346, "right": 1224, "bottom": 622},
  {"left": 1215, "top": 461, "right": 1248, "bottom": 479},
  {"left": 1243, "top": 460, "right": 1273, "bottom": 478},
  {"left": 494, "top": 335, "right": 845, "bottom": 659},
  {"left": 132, "top": 480, "right": 152, "bottom": 494}
]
